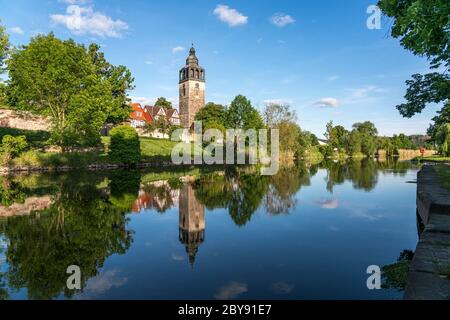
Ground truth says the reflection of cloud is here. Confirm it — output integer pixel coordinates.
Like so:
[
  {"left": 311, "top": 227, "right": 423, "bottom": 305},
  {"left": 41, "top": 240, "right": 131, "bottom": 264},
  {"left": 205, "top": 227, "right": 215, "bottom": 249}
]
[
  {"left": 83, "top": 269, "right": 127, "bottom": 296},
  {"left": 349, "top": 207, "right": 384, "bottom": 221},
  {"left": 214, "top": 281, "right": 248, "bottom": 300},
  {"left": 271, "top": 281, "right": 295, "bottom": 294},
  {"left": 316, "top": 199, "right": 339, "bottom": 209},
  {"left": 171, "top": 253, "right": 185, "bottom": 261}
]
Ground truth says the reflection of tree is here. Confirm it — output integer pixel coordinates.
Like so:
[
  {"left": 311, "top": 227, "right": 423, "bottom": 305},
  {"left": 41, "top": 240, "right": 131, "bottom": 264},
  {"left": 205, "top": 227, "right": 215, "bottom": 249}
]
[
  {"left": 322, "top": 160, "right": 346, "bottom": 193},
  {"left": 195, "top": 170, "right": 269, "bottom": 227},
  {"left": 265, "top": 164, "right": 314, "bottom": 215},
  {"left": 0, "top": 179, "right": 26, "bottom": 207},
  {"left": 322, "top": 158, "right": 381, "bottom": 192},
  {"left": 381, "top": 249, "right": 414, "bottom": 291},
  {"left": 347, "top": 159, "right": 378, "bottom": 192},
  {"left": 109, "top": 170, "right": 141, "bottom": 213},
  {"left": 0, "top": 171, "right": 134, "bottom": 299}
]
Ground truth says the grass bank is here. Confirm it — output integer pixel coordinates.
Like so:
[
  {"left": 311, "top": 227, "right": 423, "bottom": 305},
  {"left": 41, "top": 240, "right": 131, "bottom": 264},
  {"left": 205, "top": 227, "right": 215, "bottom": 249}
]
[
  {"left": 434, "top": 165, "right": 450, "bottom": 192},
  {"left": 2, "top": 131, "right": 201, "bottom": 170},
  {"left": 413, "top": 156, "right": 450, "bottom": 163}
]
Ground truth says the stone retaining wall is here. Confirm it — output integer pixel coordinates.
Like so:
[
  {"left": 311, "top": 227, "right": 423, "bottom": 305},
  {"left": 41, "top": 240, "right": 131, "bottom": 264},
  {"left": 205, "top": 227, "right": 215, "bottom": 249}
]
[{"left": 404, "top": 165, "right": 450, "bottom": 300}]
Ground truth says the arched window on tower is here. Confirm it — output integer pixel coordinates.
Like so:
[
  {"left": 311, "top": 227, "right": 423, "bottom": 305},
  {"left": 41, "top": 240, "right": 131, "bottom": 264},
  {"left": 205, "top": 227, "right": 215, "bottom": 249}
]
[
  {"left": 180, "top": 70, "right": 183, "bottom": 81},
  {"left": 191, "top": 69, "right": 194, "bottom": 77},
  {"left": 201, "top": 71, "right": 204, "bottom": 80},
  {"left": 183, "top": 84, "right": 186, "bottom": 96},
  {"left": 196, "top": 69, "right": 199, "bottom": 79}
]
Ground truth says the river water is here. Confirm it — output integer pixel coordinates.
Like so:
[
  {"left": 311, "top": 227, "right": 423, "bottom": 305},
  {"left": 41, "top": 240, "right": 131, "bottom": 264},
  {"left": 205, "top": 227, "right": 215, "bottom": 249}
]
[{"left": 0, "top": 159, "right": 420, "bottom": 299}]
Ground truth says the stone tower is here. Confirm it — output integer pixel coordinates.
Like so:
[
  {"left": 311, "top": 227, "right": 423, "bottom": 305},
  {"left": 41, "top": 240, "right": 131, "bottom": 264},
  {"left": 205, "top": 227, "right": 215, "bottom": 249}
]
[
  {"left": 179, "top": 183, "right": 205, "bottom": 267},
  {"left": 179, "top": 45, "right": 205, "bottom": 128}
]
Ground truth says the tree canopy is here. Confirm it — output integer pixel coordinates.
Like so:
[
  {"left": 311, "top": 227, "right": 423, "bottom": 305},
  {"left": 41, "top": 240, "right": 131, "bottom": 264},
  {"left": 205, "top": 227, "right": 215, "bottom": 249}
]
[
  {"left": 0, "top": 20, "right": 9, "bottom": 73},
  {"left": 6, "top": 34, "right": 134, "bottom": 148},
  {"left": 225, "top": 95, "right": 264, "bottom": 130},
  {"left": 154, "top": 97, "right": 173, "bottom": 109},
  {"left": 378, "top": 0, "right": 450, "bottom": 137}
]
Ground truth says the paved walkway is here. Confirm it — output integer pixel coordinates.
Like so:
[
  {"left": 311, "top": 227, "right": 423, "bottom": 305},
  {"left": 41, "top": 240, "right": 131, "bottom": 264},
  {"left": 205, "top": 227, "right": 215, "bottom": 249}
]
[{"left": 404, "top": 165, "right": 450, "bottom": 300}]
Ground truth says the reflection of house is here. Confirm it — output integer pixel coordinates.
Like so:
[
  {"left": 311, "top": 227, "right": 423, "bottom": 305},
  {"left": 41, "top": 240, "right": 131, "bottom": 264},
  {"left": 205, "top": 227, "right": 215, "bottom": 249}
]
[
  {"left": 131, "top": 185, "right": 180, "bottom": 213},
  {"left": 130, "top": 103, "right": 153, "bottom": 128},
  {"left": 179, "top": 183, "right": 205, "bottom": 267}
]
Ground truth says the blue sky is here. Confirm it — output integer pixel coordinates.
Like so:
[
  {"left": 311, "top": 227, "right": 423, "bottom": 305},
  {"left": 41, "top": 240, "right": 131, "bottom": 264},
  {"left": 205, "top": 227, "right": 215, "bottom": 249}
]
[{"left": 0, "top": 0, "right": 442, "bottom": 137}]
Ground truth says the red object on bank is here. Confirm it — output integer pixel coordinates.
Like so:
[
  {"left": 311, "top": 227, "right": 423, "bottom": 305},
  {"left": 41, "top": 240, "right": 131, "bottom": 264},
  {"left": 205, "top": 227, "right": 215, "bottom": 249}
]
[{"left": 420, "top": 148, "right": 425, "bottom": 156}]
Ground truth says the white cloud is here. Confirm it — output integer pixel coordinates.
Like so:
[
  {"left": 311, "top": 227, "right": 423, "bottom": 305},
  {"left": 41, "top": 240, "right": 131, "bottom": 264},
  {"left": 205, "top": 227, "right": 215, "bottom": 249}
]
[
  {"left": 130, "top": 96, "right": 156, "bottom": 106},
  {"left": 314, "top": 97, "right": 339, "bottom": 108},
  {"left": 270, "top": 13, "right": 295, "bottom": 27},
  {"left": 145, "top": 61, "right": 153, "bottom": 65},
  {"left": 172, "top": 46, "right": 185, "bottom": 54},
  {"left": 213, "top": 5, "right": 248, "bottom": 27},
  {"left": 50, "top": 5, "right": 128, "bottom": 38},
  {"left": 8, "top": 27, "right": 24, "bottom": 35}
]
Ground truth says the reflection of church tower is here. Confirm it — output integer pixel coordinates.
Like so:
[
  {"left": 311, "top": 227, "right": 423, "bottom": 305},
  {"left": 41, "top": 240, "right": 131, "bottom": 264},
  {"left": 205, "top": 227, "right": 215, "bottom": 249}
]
[{"left": 179, "top": 183, "right": 205, "bottom": 267}]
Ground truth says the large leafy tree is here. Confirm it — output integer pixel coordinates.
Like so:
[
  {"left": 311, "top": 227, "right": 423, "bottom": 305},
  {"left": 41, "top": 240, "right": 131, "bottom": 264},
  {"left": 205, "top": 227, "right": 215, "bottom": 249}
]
[
  {"left": 0, "top": 20, "right": 9, "bottom": 105},
  {"left": 154, "top": 97, "right": 173, "bottom": 109},
  {"left": 225, "top": 95, "right": 264, "bottom": 130},
  {"left": 194, "top": 102, "right": 227, "bottom": 133},
  {"left": 378, "top": 0, "right": 450, "bottom": 135},
  {"left": 0, "top": 20, "right": 9, "bottom": 73},
  {"left": 353, "top": 121, "right": 379, "bottom": 156},
  {"left": 88, "top": 44, "right": 135, "bottom": 124},
  {"left": 7, "top": 34, "right": 114, "bottom": 148}
]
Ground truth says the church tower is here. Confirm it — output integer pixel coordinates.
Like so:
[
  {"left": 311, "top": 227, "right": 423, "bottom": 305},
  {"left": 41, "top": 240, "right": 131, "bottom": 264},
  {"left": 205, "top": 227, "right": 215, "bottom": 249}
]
[{"left": 179, "top": 45, "right": 205, "bottom": 128}]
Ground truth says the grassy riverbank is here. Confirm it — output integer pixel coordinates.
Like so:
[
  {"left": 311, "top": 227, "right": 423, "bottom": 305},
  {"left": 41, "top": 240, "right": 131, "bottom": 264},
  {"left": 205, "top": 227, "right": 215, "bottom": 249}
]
[
  {"left": 434, "top": 165, "right": 450, "bottom": 192},
  {"left": 1, "top": 128, "right": 200, "bottom": 169},
  {"left": 413, "top": 155, "right": 450, "bottom": 163}
]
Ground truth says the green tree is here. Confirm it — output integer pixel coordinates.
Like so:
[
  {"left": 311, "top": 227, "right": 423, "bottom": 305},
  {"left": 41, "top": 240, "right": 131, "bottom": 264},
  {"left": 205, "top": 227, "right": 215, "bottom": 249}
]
[
  {"left": 435, "top": 123, "right": 450, "bottom": 156},
  {"left": 7, "top": 34, "right": 114, "bottom": 148},
  {"left": 154, "top": 97, "right": 173, "bottom": 109},
  {"left": 348, "top": 130, "right": 362, "bottom": 155},
  {"left": 109, "top": 125, "right": 141, "bottom": 164},
  {"left": 378, "top": 0, "right": 450, "bottom": 135},
  {"left": 194, "top": 102, "right": 226, "bottom": 133},
  {"left": 225, "top": 95, "right": 264, "bottom": 130},
  {"left": 88, "top": 44, "right": 135, "bottom": 124},
  {"left": 353, "top": 122, "right": 378, "bottom": 156},
  {"left": 0, "top": 20, "right": 9, "bottom": 73},
  {"left": 278, "top": 121, "right": 301, "bottom": 153},
  {"left": 263, "top": 103, "right": 296, "bottom": 127},
  {"left": 0, "top": 135, "right": 28, "bottom": 165}
]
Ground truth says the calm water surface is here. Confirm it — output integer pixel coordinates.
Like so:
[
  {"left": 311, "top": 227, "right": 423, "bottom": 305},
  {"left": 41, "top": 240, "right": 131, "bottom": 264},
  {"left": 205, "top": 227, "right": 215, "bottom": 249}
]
[{"left": 0, "top": 159, "right": 420, "bottom": 299}]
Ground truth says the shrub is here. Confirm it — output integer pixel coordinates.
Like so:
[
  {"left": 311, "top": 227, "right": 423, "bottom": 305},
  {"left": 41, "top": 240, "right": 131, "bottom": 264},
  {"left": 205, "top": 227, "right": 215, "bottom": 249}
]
[
  {"left": 109, "top": 125, "right": 141, "bottom": 165},
  {"left": 0, "top": 135, "right": 28, "bottom": 165}
]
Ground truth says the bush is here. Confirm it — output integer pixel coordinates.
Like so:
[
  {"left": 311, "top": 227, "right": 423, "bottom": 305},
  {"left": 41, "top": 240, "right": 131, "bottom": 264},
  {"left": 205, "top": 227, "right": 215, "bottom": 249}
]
[
  {"left": 108, "top": 125, "right": 141, "bottom": 165},
  {"left": 0, "top": 135, "right": 28, "bottom": 165}
]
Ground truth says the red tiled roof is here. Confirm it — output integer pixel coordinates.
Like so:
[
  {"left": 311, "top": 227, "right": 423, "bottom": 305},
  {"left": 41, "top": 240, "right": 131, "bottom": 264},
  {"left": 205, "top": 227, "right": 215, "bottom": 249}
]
[{"left": 130, "top": 104, "right": 153, "bottom": 123}]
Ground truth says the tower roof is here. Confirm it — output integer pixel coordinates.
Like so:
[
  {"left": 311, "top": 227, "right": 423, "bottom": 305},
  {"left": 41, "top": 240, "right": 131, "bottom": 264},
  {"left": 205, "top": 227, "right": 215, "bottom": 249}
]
[{"left": 186, "top": 45, "right": 199, "bottom": 66}]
